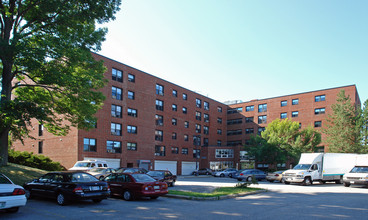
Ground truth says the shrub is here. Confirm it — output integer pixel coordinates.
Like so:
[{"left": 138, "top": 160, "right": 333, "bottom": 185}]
[{"left": 8, "top": 149, "right": 66, "bottom": 171}]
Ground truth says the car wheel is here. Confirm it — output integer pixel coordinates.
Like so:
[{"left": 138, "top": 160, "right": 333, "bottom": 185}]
[
  {"left": 284, "top": 181, "right": 290, "bottom": 184},
  {"left": 123, "top": 190, "right": 133, "bottom": 201},
  {"left": 344, "top": 182, "right": 351, "bottom": 187},
  {"left": 57, "top": 193, "right": 67, "bottom": 206},
  {"left": 151, "top": 196, "right": 159, "bottom": 200},
  {"left": 228, "top": 174, "right": 232, "bottom": 178},
  {"left": 6, "top": 207, "right": 19, "bottom": 213},
  {"left": 247, "top": 176, "right": 253, "bottom": 182},
  {"left": 281, "top": 179, "right": 285, "bottom": 183},
  {"left": 25, "top": 189, "right": 32, "bottom": 199},
  {"left": 205, "top": 172, "right": 210, "bottom": 175},
  {"left": 92, "top": 199, "right": 103, "bottom": 203},
  {"left": 302, "top": 177, "right": 312, "bottom": 186},
  {"left": 171, "top": 181, "right": 175, "bottom": 187},
  {"left": 268, "top": 180, "right": 274, "bottom": 183},
  {"left": 220, "top": 173, "right": 225, "bottom": 177}
]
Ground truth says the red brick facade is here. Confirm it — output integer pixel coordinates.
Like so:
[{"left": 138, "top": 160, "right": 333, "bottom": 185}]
[{"left": 11, "top": 53, "right": 361, "bottom": 174}]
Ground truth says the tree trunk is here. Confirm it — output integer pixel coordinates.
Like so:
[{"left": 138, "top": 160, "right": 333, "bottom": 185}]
[{"left": 0, "top": 129, "right": 9, "bottom": 166}]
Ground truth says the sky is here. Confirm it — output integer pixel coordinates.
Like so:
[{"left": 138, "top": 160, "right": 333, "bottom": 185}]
[{"left": 98, "top": 0, "right": 368, "bottom": 105}]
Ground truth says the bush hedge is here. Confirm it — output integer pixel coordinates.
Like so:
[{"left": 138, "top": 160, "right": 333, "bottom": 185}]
[{"left": 8, "top": 149, "right": 66, "bottom": 171}]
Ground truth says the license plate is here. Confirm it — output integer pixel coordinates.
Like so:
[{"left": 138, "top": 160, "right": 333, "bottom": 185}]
[
  {"left": 90, "top": 186, "right": 100, "bottom": 191},
  {"left": 154, "top": 186, "right": 160, "bottom": 190},
  {"left": 350, "top": 181, "right": 355, "bottom": 184},
  {"left": 0, "top": 202, "right": 5, "bottom": 208}
]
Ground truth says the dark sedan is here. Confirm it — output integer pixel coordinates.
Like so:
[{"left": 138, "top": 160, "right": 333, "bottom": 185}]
[
  {"left": 147, "top": 170, "right": 177, "bottom": 186},
  {"left": 105, "top": 173, "right": 168, "bottom": 201},
  {"left": 116, "top": 167, "right": 148, "bottom": 174},
  {"left": 23, "top": 171, "right": 110, "bottom": 205}
]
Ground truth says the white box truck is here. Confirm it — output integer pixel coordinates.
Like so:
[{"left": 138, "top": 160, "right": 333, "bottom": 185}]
[
  {"left": 343, "top": 154, "right": 368, "bottom": 187},
  {"left": 283, "top": 153, "right": 357, "bottom": 185}
]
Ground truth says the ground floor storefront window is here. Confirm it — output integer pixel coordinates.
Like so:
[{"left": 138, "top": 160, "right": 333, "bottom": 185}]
[{"left": 210, "top": 161, "right": 234, "bottom": 171}]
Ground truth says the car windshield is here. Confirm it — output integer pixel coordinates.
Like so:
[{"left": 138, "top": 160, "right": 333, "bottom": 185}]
[
  {"left": 131, "top": 174, "right": 156, "bottom": 183},
  {"left": 293, "top": 164, "right": 311, "bottom": 170},
  {"left": 0, "top": 174, "right": 12, "bottom": 184},
  {"left": 74, "top": 162, "right": 91, "bottom": 167},
  {"left": 89, "top": 168, "right": 105, "bottom": 172},
  {"left": 350, "top": 166, "right": 368, "bottom": 173},
  {"left": 147, "top": 171, "right": 164, "bottom": 177},
  {"left": 69, "top": 173, "right": 98, "bottom": 182}
]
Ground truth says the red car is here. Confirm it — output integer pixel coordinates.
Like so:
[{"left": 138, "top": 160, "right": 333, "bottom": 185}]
[{"left": 104, "top": 173, "right": 168, "bottom": 201}]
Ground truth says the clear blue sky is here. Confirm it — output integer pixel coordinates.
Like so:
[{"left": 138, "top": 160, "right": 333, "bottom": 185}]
[{"left": 99, "top": 0, "right": 368, "bottom": 105}]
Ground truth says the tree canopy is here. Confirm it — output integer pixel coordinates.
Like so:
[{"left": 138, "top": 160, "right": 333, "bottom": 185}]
[{"left": 0, "top": 0, "right": 121, "bottom": 165}]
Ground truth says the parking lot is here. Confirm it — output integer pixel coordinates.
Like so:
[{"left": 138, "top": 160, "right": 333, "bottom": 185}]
[{"left": 2, "top": 176, "right": 368, "bottom": 219}]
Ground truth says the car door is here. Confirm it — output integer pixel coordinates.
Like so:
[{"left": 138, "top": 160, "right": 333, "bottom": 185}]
[
  {"left": 105, "top": 173, "right": 120, "bottom": 195},
  {"left": 33, "top": 173, "right": 55, "bottom": 197}
]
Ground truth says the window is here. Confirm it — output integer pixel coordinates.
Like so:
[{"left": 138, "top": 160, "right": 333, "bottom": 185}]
[
  {"left": 217, "top": 106, "right": 222, "bottom": 112},
  {"left": 258, "top": 115, "right": 267, "bottom": 124},
  {"left": 204, "top": 126, "right": 209, "bottom": 135},
  {"left": 292, "top": 111, "right": 299, "bottom": 118},
  {"left": 111, "top": 105, "right": 122, "bottom": 118},
  {"left": 127, "top": 125, "right": 137, "bottom": 134},
  {"left": 182, "top": 107, "right": 187, "bottom": 114},
  {"left": 155, "top": 145, "right": 165, "bottom": 156},
  {"left": 203, "top": 138, "right": 209, "bottom": 146},
  {"left": 315, "top": 108, "right": 326, "bottom": 115},
  {"left": 281, "top": 100, "right": 287, "bottom": 107},
  {"left": 217, "top": 129, "right": 222, "bottom": 135},
  {"left": 155, "top": 115, "right": 163, "bottom": 126},
  {"left": 217, "top": 140, "right": 222, "bottom": 146},
  {"left": 84, "top": 138, "right": 96, "bottom": 152},
  {"left": 204, "top": 101, "right": 209, "bottom": 110},
  {"left": 193, "top": 135, "right": 201, "bottom": 146},
  {"left": 156, "top": 100, "right": 164, "bottom": 111},
  {"left": 127, "top": 142, "right": 137, "bottom": 151},
  {"left": 193, "top": 149, "right": 200, "bottom": 158},
  {"left": 183, "top": 93, "right": 187, "bottom": 100},
  {"left": 172, "top": 118, "right": 177, "bottom": 125},
  {"left": 171, "top": 147, "right": 179, "bottom": 154},
  {"left": 38, "top": 141, "right": 43, "bottom": 154},
  {"left": 227, "top": 140, "right": 242, "bottom": 146},
  {"left": 156, "top": 84, "right": 164, "bottom": 96},
  {"left": 182, "top": 148, "right": 188, "bottom": 155},
  {"left": 227, "top": 107, "right": 243, "bottom": 114},
  {"left": 184, "top": 121, "right": 189, "bottom": 128},
  {"left": 227, "top": 118, "right": 242, "bottom": 125},
  {"left": 315, "top": 95, "right": 326, "bottom": 102},
  {"left": 155, "top": 130, "right": 163, "bottom": 141},
  {"left": 258, "top": 127, "right": 265, "bottom": 135},
  {"left": 204, "top": 114, "right": 209, "bottom": 122},
  {"left": 172, "top": 104, "right": 177, "bottom": 111},
  {"left": 314, "top": 121, "right": 322, "bottom": 128},
  {"left": 184, "top": 134, "right": 189, "bottom": 141},
  {"left": 292, "top": 99, "right": 299, "bottom": 105},
  {"left": 111, "top": 123, "right": 122, "bottom": 136},
  {"left": 246, "top": 105, "right": 254, "bottom": 112},
  {"left": 217, "top": 118, "right": 222, "bottom": 124},
  {"left": 172, "top": 90, "right": 177, "bottom": 97},
  {"left": 196, "top": 98, "right": 202, "bottom": 108},
  {"left": 112, "top": 87, "right": 122, "bottom": 100},
  {"left": 195, "top": 124, "right": 201, "bottom": 133},
  {"left": 128, "top": 73, "right": 135, "bottom": 82},
  {"left": 128, "top": 91, "right": 135, "bottom": 100},
  {"left": 227, "top": 130, "right": 242, "bottom": 136},
  {"left": 128, "top": 108, "right": 137, "bottom": 117},
  {"left": 172, "top": 132, "right": 177, "bottom": 140},
  {"left": 112, "top": 68, "right": 123, "bottom": 82},
  {"left": 215, "top": 149, "right": 234, "bottom": 158},
  {"left": 107, "top": 141, "right": 121, "bottom": 153},
  {"left": 280, "top": 112, "right": 287, "bottom": 119},
  {"left": 245, "top": 117, "right": 254, "bottom": 123},
  {"left": 196, "top": 111, "right": 202, "bottom": 121},
  {"left": 258, "top": 104, "right": 267, "bottom": 113},
  {"left": 245, "top": 128, "right": 254, "bottom": 134},
  {"left": 39, "top": 124, "right": 43, "bottom": 136}
]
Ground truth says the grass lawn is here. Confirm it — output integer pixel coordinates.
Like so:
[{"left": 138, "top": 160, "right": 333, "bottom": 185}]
[
  {"left": 0, "top": 163, "right": 47, "bottom": 185},
  {"left": 169, "top": 187, "right": 263, "bottom": 198}
]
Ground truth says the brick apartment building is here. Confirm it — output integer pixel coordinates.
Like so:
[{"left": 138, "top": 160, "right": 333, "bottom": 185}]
[{"left": 12, "top": 53, "right": 361, "bottom": 175}]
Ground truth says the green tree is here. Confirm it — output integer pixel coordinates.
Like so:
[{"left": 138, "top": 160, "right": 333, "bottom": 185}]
[
  {"left": 0, "top": 0, "right": 121, "bottom": 165},
  {"left": 323, "top": 90, "right": 362, "bottom": 153},
  {"left": 360, "top": 99, "right": 368, "bottom": 150}
]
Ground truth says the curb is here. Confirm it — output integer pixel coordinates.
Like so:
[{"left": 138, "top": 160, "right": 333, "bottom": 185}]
[{"left": 163, "top": 189, "right": 267, "bottom": 201}]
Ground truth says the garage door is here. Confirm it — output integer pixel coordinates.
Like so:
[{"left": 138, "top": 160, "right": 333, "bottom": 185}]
[
  {"left": 182, "top": 162, "right": 197, "bottom": 175},
  {"left": 84, "top": 157, "right": 121, "bottom": 169},
  {"left": 154, "top": 161, "right": 177, "bottom": 175}
]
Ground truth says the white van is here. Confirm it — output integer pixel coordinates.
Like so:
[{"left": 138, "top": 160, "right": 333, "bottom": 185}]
[
  {"left": 69, "top": 160, "right": 108, "bottom": 171},
  {"left": 343, "top": 155, "right": 368, "bottom": 187}
]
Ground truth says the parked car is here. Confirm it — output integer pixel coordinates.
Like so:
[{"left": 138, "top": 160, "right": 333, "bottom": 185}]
[
  {"left": 192, "top": 168, "right": 213, "bottom": 175},
  {"left": 0, "top": 173, "right": 27, "bottom": 213},
  {"left": 104, "top": 173, "right": 168, "bottom": 200},
  {"left": 266, "top": 170, "right": 286, "bottom": 183},
  {"left": 235, "top": 169, "right": 266, "bottom": 182},
  {"left": 87, "top": 167, "right": 116, "bottom": 180},
  {"left": 69, "top": 160, "right": 108, "bottom": 171},
  {"left": 23, "top": 171, "right": 110, "bottom": 205},
  {"left": 116, "top": 167, "right": 148, "bottom": 174},
  {"left": 147, "top": 170, "right": 177, "bottom": 186},
  {"left": 213, "top": 168, "right": 238, "bottom": 177}
]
